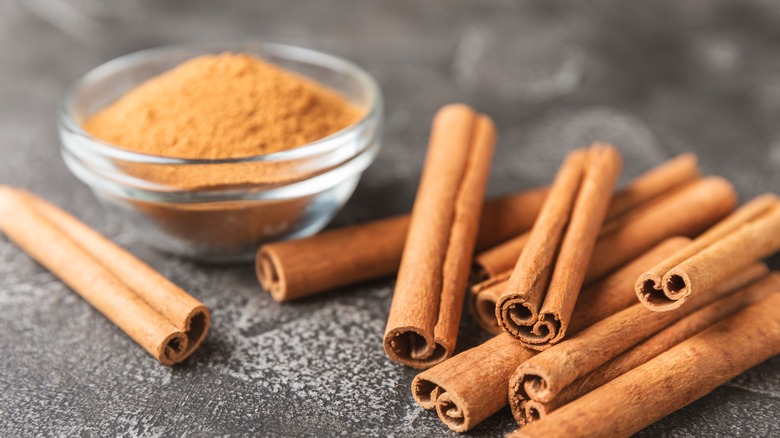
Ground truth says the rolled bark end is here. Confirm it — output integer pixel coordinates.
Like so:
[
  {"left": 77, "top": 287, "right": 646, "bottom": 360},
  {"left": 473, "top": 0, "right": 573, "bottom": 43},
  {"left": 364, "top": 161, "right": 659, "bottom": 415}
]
[
  {"left": 383, "top": 327, "right": 448, "bottom": 369},
  {"left": 510, "top": 361, "right": 557, "bottom": 403},
  {"left": 664, "top": 269, "right": 692, "bottom": 300},
  {"left": 509, "top": 364, "right": 555, "bottom": 425},
  {"left": 159, "top": 332, "right": 189, "bottom": 366},
  {"left": 513, "top": 317, "right": 559, "bottom": 349},
  {"left": 636, "top": 271, "right": 689, "bottom": 312},
  {"left": 157, "top": 304, "right": 212, "bottom": 366},
  {"left": 523, "top": 400, "right": 548, "bottom": 424},
  {"left": 508, "top": 303, "right": 535, "bottom": 325},
  {"left": 497, "top": 295, "right": 538, "bottom": 337},
  {"left": 471, "top": 272, "right": 510, "bottom": 334},
  {"left": 411, "top": 376, "right": 443, "bottom": 409},
  {"left": 509, "top": 395, "right": 526, "bottom": 425},
  {"left": 474, "top": 292, "right": 501, "bottom": 334},
  {"left": 538, "top": 312, "right": 566, "bottom": 345},
  {"left": 522, "top": 375, "right": 552, "bottom": 403},
  {"left": 180, "top": 306, "right": 211, "bottom": 359},
  {"left": 255, "top": 247, "right": 286, "bottom": 301},
  {"left": 435, "top": 392, "right": 470, "bottom": 432}
]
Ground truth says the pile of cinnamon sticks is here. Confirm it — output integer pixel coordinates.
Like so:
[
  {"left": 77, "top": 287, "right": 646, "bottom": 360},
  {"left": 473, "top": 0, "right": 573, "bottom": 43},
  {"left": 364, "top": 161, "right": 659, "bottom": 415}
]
[
  {"left": 3, "top": 102, "right": 776, "bottom": 434},
  {"left": 258, "top": 104, "right": 780, "bottom": 435}
]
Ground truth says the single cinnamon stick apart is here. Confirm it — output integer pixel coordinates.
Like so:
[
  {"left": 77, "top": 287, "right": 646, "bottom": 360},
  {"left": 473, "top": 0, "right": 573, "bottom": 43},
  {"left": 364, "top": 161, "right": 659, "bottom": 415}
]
[
  {"left": 472, "top": 177, "right": 737, "bottom": 334},
  {"left": 383, "top": 104, "right": 496, "bottom": 369},
  {"left": 256, "top": 187, "right": 547, "bottom": 302},
  {"left": 513, "top": 269, "right": 775, "bottom": 425},
  {"left": 637, "top": 194, "right": 780, "bottom": 311},
  {"left": 497, "top": 143, "right": 622, "bottom": 348},
  {"left": 509, "top": 292, "right": 780, "bottom": 438},
  {"left": 0, "top": 186, "right": 210, "bottom": 366},
  {"left": 509, "top": 264, "right": 768, "bottom": 419},
  {"left": 411, "top": 237, "right": 688, "bottom": 432},
  {"left": 475, "top": 153, "right": 700, "bottom": 279}
]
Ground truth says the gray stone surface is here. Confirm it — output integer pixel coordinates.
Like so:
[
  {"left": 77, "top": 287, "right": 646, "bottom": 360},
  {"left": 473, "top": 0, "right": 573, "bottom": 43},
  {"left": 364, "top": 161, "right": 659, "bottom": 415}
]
[{"left": 1, "top": 0, "right": 779, "bottom": 436}]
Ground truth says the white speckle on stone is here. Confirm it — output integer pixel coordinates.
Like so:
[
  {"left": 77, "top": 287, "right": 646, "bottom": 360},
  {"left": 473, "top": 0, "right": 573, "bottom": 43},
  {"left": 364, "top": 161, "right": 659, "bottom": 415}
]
[
  {"left": 452, "top": 26, "right": 488, "bottom": 89},
  {"left": 694, "top": 36, "right": 741, "bottom": 74},
  {"left": 502, "top": 106, "right": 663, "bottom": 184},
  {"left": 768, "top": 139, "right": 780, "bottom": 169}
]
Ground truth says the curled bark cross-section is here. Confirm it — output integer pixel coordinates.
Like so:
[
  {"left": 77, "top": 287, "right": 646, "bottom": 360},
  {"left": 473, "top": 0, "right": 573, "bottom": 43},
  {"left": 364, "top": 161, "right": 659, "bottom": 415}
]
[
  {"left": 157, "top": 304, "right": 210, "bottom": 365},
  {"left": 636, "top": 270, "right": 690, "bottom": 310},
  {"left": 520, "top": 400, "right": 547, "bottom": 425},
  {"left": 500, "top": 301, "right": 561, "bottom": 346},
  {"left": 256, "top": 248, "right": 285, "bottom": 299},
  {"left": 470, "top": 270, "right": 511, "bottom": 334},
  {"left": 170, "top": 305, "right": 210, "bottom": 364},
  {"left": 498, "top": 297, "right": 541, "bottom": 339},
  {"left": 436, "top": 393, "right": 469, "bottom": 431},
  {"left": 385, "top": 327, "right": 447, "bottom": 364},
  {"left": 411, "top": 377, "right": 471, "bottom": 432},
  {"left": 411, "top": 377, "right": 444, "bottom": 410}
]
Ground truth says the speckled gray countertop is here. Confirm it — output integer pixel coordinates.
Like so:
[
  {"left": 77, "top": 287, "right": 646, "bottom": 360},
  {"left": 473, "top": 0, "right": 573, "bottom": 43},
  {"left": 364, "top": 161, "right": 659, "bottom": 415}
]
[{"left": 1, "top": 1, "right": 779, "bottom": 436}]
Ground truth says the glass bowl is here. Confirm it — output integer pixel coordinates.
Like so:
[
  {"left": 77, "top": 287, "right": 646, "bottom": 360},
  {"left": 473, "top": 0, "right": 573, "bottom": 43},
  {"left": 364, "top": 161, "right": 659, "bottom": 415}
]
[{"left": 58, "top": 43, "right": 382, "bottom": 263}]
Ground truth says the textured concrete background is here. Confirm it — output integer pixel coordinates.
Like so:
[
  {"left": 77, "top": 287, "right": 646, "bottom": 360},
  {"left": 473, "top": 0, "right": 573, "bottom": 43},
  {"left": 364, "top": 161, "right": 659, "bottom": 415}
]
[{"left": 1, "top": 0, "right": 779, "bottom": 436}]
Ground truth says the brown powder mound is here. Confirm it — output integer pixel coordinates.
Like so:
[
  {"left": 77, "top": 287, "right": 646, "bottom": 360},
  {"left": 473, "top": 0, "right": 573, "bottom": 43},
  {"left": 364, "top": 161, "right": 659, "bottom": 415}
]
[{"left": 84, "top": 53, "right": 361, "bottom": 159}]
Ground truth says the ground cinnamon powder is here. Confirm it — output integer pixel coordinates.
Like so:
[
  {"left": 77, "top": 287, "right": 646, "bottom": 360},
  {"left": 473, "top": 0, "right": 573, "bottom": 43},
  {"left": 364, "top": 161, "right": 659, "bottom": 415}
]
[
  {"left": 79, "top": 52, "right": 365, "bottom": 261},
  {"left": 85, "top": 53, "right": 360, "bottom": 159}
]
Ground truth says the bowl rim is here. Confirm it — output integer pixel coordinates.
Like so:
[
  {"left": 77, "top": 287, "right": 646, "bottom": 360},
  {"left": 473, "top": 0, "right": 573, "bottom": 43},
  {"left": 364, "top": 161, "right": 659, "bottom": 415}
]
[{"left": 58, "top": 42, "right": 382, "bottom": 165}]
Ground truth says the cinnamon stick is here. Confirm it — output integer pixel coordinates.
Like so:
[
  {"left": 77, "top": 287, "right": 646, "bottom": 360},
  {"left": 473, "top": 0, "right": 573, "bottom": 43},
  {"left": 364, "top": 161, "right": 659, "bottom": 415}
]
[
  {"left": 472, "top": 177, "right": 736, "bottom": 334},
  {"left": 256, "top": 187, "right": 547, "bottom": 302},
  {"left": 637, "top": 194, "right": 780, "bottom": 311},
  {"left": 512, "top": 269, "right": 776, "bottom": 426},
  {"left": 384, "top": 104, "right": 495, "bottom": 368},
  {"left": 474, "top": 153, "right": 700, "bottom": 279},
  {"left": 510, "top": 291, "right": 780, "bottom": 438},
  {"left": 0, "top": 186, "right": 210, "bottom": 365},
  {"left": 411, "top": 237, "right": 688, "bottom": 432},
  {"left": 496, "top": 144, "right": 622, "bottom": 348},
  {"left": 508, "top": 264, "right": 768, "bottom": 414}
]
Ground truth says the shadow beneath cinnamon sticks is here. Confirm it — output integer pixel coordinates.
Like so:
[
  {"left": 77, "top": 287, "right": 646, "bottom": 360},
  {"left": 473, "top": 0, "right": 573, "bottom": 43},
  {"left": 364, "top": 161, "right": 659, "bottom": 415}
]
[
  {"left": 455, "top": 305, "right": 497, "bottom": 355},
  {"left": 764, "top": 251, "right": 780, "bottom": 271},
  {"left": 462, "top": 406, "right": 518, "bottom": 436}
]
